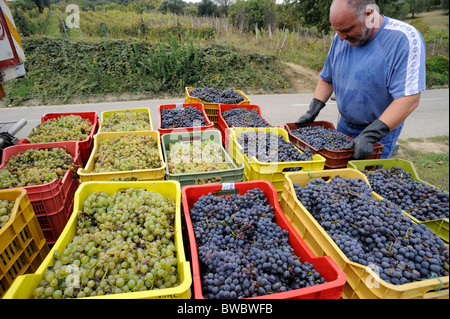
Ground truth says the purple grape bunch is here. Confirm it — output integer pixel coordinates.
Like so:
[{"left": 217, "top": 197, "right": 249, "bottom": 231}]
[
  {"left": 189, "top": 188, "right": 327, "bottom": 299},
  {"left": 161, "top": 106, "right": 207, "bottom": 128},
  {"left": 291, "top": 125, "right": 352, "bottom": 151},
  {"left": 237, "top": 131, "right": 313, "bottom": 164},
  {"left": 222, "top": 108, "right": 271, "bottom": 128},
  {"left": 363, "top": 166, "right": 449, "bottom": 222},
  {"left": 293, "top": 176, "right": 449, "bottom": 285},
  {"left": 189, "top": 87, "right": 245, "bottom": 104}
]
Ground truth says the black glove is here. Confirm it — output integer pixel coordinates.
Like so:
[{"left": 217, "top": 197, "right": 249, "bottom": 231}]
[
  {"left": 295, "top": 98, "right": 326, "bottom": 125},
  {"left": 343, "top": 119, "right": 390, "bottom": 160}
]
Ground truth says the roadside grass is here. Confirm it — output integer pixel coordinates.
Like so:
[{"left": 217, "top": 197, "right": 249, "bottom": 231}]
[
  {"left": 394, "top": 136, "right": 449, "bottom": 192},
  {"left": 409, "top": 9, "right": 449, "bottom": 31},
  {"left": 44, "top": 11, "right": 61, "bottom": 35}
]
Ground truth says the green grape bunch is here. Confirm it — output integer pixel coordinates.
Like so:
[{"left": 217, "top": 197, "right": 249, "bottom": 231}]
[
  {"left": 167, "top": 139, "right": 234, "bottom": 174},
  {"left": 28, "top": 115, "right": 93, "bottom": 143},
  {"left": 0, "top": 199, "right": 15, "bottom": 229},
  {"left": 32, "top": 188, "right": 179, "bottom": 299},
  {"left": 101, "top": 111, "right": 151, "bottom": 132},
  {"left": 193, "top": 177, "right": 222, "bottom": 185},
  {"left": 93, "top": 135, "right": 162, "bottom": 173},
  {"left": 0, "top": 148, "right": 76, "bottom": 189}
]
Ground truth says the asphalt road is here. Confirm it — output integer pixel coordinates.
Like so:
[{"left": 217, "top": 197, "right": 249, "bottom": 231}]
[{"left": 0, "top": 88, "right": 448, "bottom": 141}]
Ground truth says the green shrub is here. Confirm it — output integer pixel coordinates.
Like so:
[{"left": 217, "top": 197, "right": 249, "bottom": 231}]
[
  {"left": 426, "top": 54, "right": 449, "bottom": 87},
  {"left": 3, "top": 36, "right": 291, "bottom": 105}
]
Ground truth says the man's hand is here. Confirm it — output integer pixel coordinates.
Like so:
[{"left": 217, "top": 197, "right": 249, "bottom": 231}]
[
  {"left": 295, "top": 98, "right": 326, "bottom": 125},
  {"left": 343, "top": 119, "right": 390, "bottom": 159}
]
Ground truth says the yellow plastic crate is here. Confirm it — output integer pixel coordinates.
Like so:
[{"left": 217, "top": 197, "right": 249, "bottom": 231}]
[
  {"left": 77, "top": 131, "right": 166, "bottom": 182},
  {"left": 1, "top": 188, "right": 50, "bottom": 298},
  {"left": 185, "top": 87, "right": 250, "bottom": 124},
  {"left": 3, "top": 181, "right": 192, "bottom": 299},
  {"left": 280, "top": 169, "right": 449, "bottom": 299},
  {"left": 228, "top": 127, "right": 325, "bottom": 201},
  {"left": 99, "top": 108, "right": 153, "bottom": 132}
]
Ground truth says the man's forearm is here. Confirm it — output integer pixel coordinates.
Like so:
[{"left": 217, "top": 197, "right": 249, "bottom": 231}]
[
  {"left": 378, "top": 93, "right": 421, "bottom": 130},
  {"left": 313, "top": 78, "right": 334, "bottom": 103}
]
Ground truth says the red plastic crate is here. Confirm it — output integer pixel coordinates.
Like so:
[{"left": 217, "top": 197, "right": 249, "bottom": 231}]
[
  {"left": 181, "top": 180, "right": 346, "bottom": 299},
  {"left": 158, "top": 103, "right": 214, "bottom": 137},
  {"left": 18, "top": 112, "right": 99, "bottom": 166},
  {"left": 37, "top": 199, "right": 72, "bottom": 245},
  {"left": 0, "top": 142, "right": 81, "bottom": 244},
  {"left": 284, "top": 121, "right": 383, "bottom": 169},
  {"left": 218, "top": 104, "right": 272, "bottom": 148}
]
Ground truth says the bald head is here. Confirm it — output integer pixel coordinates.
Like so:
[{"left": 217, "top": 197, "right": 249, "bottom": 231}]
[
  {"left": 329, "top": 0, "right": 381, "bottom": 46},
  {"left": 330, "top": 0, "right": 360, "bottom": 31},
  {"left": 331, "top": 0, "right": 377, "bottom": 20}
]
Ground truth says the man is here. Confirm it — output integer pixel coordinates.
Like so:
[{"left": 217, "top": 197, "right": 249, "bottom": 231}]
[{"left": 296, "top": 0, "right": 426, "bottom": 159}]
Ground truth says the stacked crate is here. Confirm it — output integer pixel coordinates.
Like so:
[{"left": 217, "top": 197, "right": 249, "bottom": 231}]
[
  {"left": 78, "top": 108, "right": 165, "bottom": 182},
  {"left": 218, "top": 104, "right": 273, "bottom": 148},
  {"left": 0, "top": 142, "right": 81, "bottom": 244},
  {"left": 158, "top": 103, "right": 214, "bottom": 137},
  {"left": 0, "top": 188, "right": 50, "bottom": 297},
  {"left": 18, "top": 112, "right": 99, "bottom": 166},
  {"left": 185, "top": 87, "right": 250, "bottom": 124}
]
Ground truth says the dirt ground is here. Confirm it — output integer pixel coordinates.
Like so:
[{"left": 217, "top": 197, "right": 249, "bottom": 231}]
[
  {"left": 397, "top": 140, "right": 449, "bottom": 155},
  {"left": 283, "top": 62, "right": 320, "bottom": 93}
]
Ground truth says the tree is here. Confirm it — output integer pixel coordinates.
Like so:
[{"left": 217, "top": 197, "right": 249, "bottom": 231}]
[
  {"left": 247, "top": 0, "right": 277, "bottom": 30},
  {"left": 134, "top": 0, "right": 162, "bottom": 10},
  {"left": 214, "top": 0, "right": 234, "bottom": 16},
  {"left": 408, "top": 0, "right": 428, "bottom": 18},
  {"left": 276, "top": 0, "right": 304, "bottom": 31},
  {"left": 198, "top": 0, "right": 217, "bottom": 16},
  {"left": 158, "top": 0, "right": 186, "bottom": 14},
  {"left": 276, "top": 0, "right": 332, "bottom": 34},
  {"left": 228, "top": 0, "right": 277, "bottom": 32},
  {"left": 18, "top": 0, "right": 51, "bottom": 13},
  {"left": 8, "top": 0, "right": 37, "bottom": 12},
  {"left": 228, "top": 0, "right": 247, "bottom": 31},
  {"left": 377, "top": 0, "right": 410, "bottom": 21},
  {"left": 442, "top": 0, "right": 449, "bottom": 12},
  {"left": 296, "top": 0, "right": 332, "bottom": 34}
]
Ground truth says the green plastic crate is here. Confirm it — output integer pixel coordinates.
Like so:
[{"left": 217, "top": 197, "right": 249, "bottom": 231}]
[
  {"left": 347, "top": 158, "right": 449, "bottom": 243},
  {"left": 161, "top": 130, "right": 244, "bottom": 187}
]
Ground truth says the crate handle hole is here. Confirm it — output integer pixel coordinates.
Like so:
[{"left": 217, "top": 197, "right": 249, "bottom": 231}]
[{"left": 282, "top": 167, "right": 304, "bottom": 173}]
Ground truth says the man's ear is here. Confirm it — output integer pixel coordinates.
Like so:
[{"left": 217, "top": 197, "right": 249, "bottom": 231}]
[{"left": 365, "top": 4, "right": 381, "bottom": 28}]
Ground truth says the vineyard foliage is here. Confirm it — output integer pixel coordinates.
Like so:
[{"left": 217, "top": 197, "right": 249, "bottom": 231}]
[
  {"left": 4, "top": 36, "right": 291, "bottom": 105},
  {"left": 4, "top": 4, "right": 298, "bottom": 105}
]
